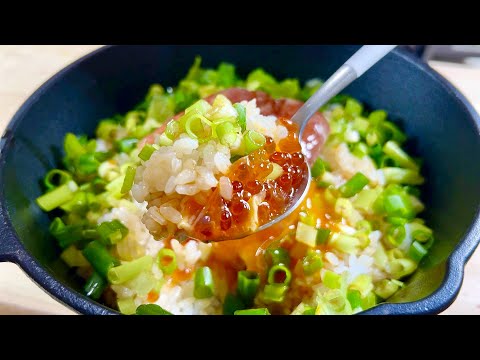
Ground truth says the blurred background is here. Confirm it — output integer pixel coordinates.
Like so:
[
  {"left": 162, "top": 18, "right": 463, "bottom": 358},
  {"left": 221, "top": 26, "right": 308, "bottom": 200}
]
[
  {"left": 403, "top": 45, "right": 480, "bottom": 65},
  {"left": 0, "top": 45, "right": 479, "bottom": 315}
]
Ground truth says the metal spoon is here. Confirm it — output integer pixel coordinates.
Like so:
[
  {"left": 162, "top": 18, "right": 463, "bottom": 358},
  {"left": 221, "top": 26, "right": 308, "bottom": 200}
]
[{"left": 195, "top": 45, "right": 397, "bottom": 241}]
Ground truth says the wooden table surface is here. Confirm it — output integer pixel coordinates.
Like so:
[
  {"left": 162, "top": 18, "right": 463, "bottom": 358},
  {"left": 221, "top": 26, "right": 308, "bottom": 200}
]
[{"left": 0, "top": 45, "right": 479, "bottom": 315}]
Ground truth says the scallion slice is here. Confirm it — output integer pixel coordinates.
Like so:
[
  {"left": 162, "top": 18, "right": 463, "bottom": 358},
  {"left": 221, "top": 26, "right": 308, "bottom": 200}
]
[
  {"left": 36, "top": 180, "right": 78, "bottom": 212},
  {"left": 338, "top": 172, "right": 369, "bottom": 198},
  {"left": 97, "top": 220, "right": 129, "bottom": 245},
  {"left": 121, "top": 166, "right": 136, "bottom": 194},
  {"left": 84, "top": 272, "right": 107, "bottom": 300},
  {"left": 138, "top": 144, "right": 156, "bottom": 161},
  {"left": 234, "top": 308, "right": 270, "bottom": 315},
  {"left": 237, "top": 270, "right": 260, "bottom": 306},
  {"left": 82, "top": 241, "right": 120, "bottom": 278},
  {"left": 43, "top": 169, "right": 72, "bottom": 191},
  {"left": 194, "top": 266, "right": 215, "bottom": 299},
  {"left": 263, "top": 284, "right": 288, "bottom": 302},
  {"left": 244, "top": 130, "right": 266, "bottom": 154},
  {"left": 267, "top": 264, "right": 292, "bottom": 286},
  {"left": 157, "top": 248, "right": 177, "bottom": 275},
  {"left": 233, "top": 103, "right": 247, "bottom": 132},
  {"left": 108, "top": 256, "right": 154, "bottom": 285}
]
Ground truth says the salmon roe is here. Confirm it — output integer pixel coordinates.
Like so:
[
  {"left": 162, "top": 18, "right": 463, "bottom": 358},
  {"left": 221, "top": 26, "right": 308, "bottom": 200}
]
[{"left": 190, "top": 118, "right": 309, "bottom": 241}]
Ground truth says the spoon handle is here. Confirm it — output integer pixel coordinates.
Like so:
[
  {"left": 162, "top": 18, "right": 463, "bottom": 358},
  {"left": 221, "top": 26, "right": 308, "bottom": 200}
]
[{"left": 291, "top": 45, "right": 397, "bottom": 137}]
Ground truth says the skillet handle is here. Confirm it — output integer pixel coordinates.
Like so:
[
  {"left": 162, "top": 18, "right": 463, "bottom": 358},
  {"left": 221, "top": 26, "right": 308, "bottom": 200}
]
[{"left": 0, "top": 204, "right": 19, "bottom": 262}]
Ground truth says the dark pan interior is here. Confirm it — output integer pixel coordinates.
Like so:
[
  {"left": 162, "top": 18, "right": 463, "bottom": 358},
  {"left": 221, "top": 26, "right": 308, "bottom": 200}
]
[{"left": 1, "top": 45, "right": 479, "bottom": 313}]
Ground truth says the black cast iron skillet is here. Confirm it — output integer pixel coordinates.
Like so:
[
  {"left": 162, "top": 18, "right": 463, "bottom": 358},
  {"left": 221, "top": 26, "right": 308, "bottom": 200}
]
[{"left": 1, "top": 45, "right": 479, "bottom": 315}]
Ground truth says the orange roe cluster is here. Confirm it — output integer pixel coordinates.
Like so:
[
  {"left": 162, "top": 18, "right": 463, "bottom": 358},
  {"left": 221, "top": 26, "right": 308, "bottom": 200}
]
[{"left": 192, "top": 118, "right": 308, "bottom": 241}]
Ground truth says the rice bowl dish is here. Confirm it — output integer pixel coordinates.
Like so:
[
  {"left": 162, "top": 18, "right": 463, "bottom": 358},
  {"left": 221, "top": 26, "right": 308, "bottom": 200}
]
[{"left": 35, "top": 58, "right": 434, "bottom": 315}]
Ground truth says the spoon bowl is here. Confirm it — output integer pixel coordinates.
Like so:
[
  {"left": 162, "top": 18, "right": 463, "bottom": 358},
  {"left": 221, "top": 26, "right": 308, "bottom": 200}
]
[{"left": 193, "top": 45, "right": 396, "bottom": 242}]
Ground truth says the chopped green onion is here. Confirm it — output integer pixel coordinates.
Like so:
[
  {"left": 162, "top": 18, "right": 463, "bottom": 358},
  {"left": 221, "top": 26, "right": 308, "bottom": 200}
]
[
  {"left": 295, "top": 222, "right": 318, "bottom": 247},
  {"left": 121, "top": 166, "right": 136, "bottom": 194},
  {"left": 384, "top": 193, "right": 414, "bottom": 219},
  {"left": 408, "top": 241, "right": 428, "bottom": 262},
  {"left": 374, "top": 279, "right": 401, "bottom": 299},
  {"left": 216, "top": 121, "right": 237, "bottom": 146},
  {"left": 323, "top": 289, "right": 348, "bottom": 313},
  {"left": 386, "top": 217, "right": 408, "bottom": 226},
  {"left": 36, "top": 180, "right": 78, "bottom": 212},
  {"left": 223, "top": 293, "right": 246, "bottom": 315},
  {"left": 185, "top": 99, "right": 212, "bottom": 115},
  {"left": 302, "top": 250, "right": 323, "bottom": 276},
  {"left": 135, "top": 304, "right": 172, "bottom": 315},
  {"left": 360, "top": 292, "right": 377, "bottom": 310},
  {"left": 49, "top": 218, "right": 83, "bottom": 249},
  {"left": 82, "top": 228, "right": 98, "bottom": 239},
  {"left": 389, "top": 258, "right": 418, "bottom": 279},
  {"left": 367, "top": 128, "right": 386, "bottom": 147},
  {"left": 265, "top": 247, "right": 291, "bottom": 266},
  {"left": 194, "top": 266, "right": 215, "bottom": 299},
  {"left": 108, "top": 256, "right": 154, "bottom": 285},
  {"left": 244, "top": 130, "right": 266, "bottom": 154},
  {"left": 316, "top": 228, "right": 331, "bottom": 245},
  {"left": 157, "top": 248, "right": 177, "bottom": 275},
  {"left": 349, "top": 274, "right": 373, "bottom": 297},
  {"left": 117, "top": 297, "right": 136, "bottom": 315},
  {"left": 147, "top": 95, "right": 175, "bottom": 123},
  {"left": 329, "top": 233, "right": 360, "bottom": 254},
  {"left": 383, "top": 141, "right": 419, "bottom": 170},
  {"left": 382, "top": 167, "right": 424, "bottom": 185},
  {"left": 138, "top": 144, "right": 156, "bottom": 161},
  {"left": 351, "top": 142, "right": 369, "bottom": 158},
  {"left": 347, "top": 289, "right": 362, "bottom": 309},
  {"left": 368, "top": 110, "right": 387, "bottom": 124},
  {"left": 145, "top": 84, "right": 165, "bottom": 100},
  {"left": 184, "top": 113, "right": 212, "bottom": 140},
  {"left": 157, "top": 133, "right": 173, "bottom": 146},
  {"left": 94, "top": 150, "right": 114, "bottom": 163},
  {"left": 267, "top": 264, "right": 292, "bottom": 285},
  {"left": 97, "top": 220, "right": 129, "bottom": 245},
  {"left": 59, "top": 191, "right": 89, "bottom": 214},
  {"left": 77, "top": 153, "right": 100, "bottom": 175},
  {"left": 96, "top": 120, "right": 118, "bottom": 141},
  {"left": 84, "top": 271, "right": 107, "bottom": 300},
  {"left": 265, "top": 163, "right": 284, "bottom": 180},
  {"left": 338, "top": 172, "right": 369, "bottom": 198},
  {"left": 263, "top": 284, "right": 289, "bottom": 302},
  {"left": 311, "top": 158, "right": 327, "bottom": 178},
  {"left": 345, "top": 99, "right": 363, "bottom": 117},
  {"left": 116, "top": 138, "right": 138, "bottom": 154},
  {"left": 64, "top": 133, "right": 86, "bottom": 159},
  {"left": 352, "top": 117, "right": 370, "bottom": 136},
  {"left": 356, "top": 219, "right": 373, "bottom": 233},
  {"left": 409, "top": 222, "right": 433, "bottom": 243},
  {"left": 303, "top": 306, "right": 316, "bottom": 315},
  {"left": 82, "top": 241, "right": 120, "bottom": 278},
  {"left": 43, "top": 169, "right": 72, "bottom": 191},
  {"left": 233, "top": 103, "right": 247, "bottom": 132},
  {"left": 234, "top": 308, "right": 270, "bottom": 315},
  {"left": 165, "top": 120, "right": 182, "bottom": 140},
  {"left": 381, "top": 121, "right": 407, "bottom": 144},
  {"left": 237, "top": 271, "right": 260, "bottom": 306},
  {"left": 386, "top": 224, "right": 407, "bottom": 247},
  {"left": 126, "top": 272, "right": 156, "bottom": 296},
  {"left": 60, "top": 245, "right": 90, "bottom": 268},
  {"left": 322, "top": 270, "right": 342, "bottom": 289}
]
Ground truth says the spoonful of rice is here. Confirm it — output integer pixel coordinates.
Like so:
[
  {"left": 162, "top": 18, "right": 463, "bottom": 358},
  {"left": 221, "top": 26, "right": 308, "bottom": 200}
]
[{"left": 133, "top": 45, "right": 396, "bottom": 242}]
